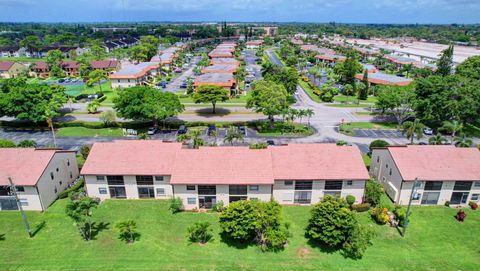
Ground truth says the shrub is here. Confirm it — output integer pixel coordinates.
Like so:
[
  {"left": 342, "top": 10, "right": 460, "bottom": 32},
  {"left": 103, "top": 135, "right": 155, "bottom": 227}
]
[
  {"left": 351, "top": 203, "right": 371, "bottom": 212},
  {"left": 342, "top": 223, "right": 374, "bottom": 259},
  {"left": 469, "top": 201, "right": 478, "bottom": 210},
  {"left": 455, "top": 210, "right": 466, "bottom": 222},
  {"left": 444, "top": 201, "right": 450, "bottom": 207},
  {"left": 99, "top": 110, "right": 117, "bottom": 126},
  {"left": 169, "top": 197, "right": 183, "bottom": 214},
  {"left": 80, "top": 145, "right": 90, "bottom": 159},
  {"left": 114, "top": 220, "right": 139, "bottom": 243},
  {"left": 17, "top": 140, "right": 37, "bottom": 148},
  {"left": 58, "top": 178, "right": 85, "bottom": 199},
  {"left": 249, "top": 142, "right": 268, "bottom": 149},
  {"left": 393, "top": 206, "right": 408, "bottom": 227},
  {"left": 346, "top": 195, "right": 356, "bottom": 206},
  {"left": 365, "top": 180, "right": 383, "bottom": 206},
  {"left": 369, "top": 139, "right": 389, "bottom": 152},
  {"left": 0, "top": 139, "right": 16, "bottom": 148},
  {"left": 306, "top": 196, "right": 356, "bottom": 247},
  {"left": 370, "top": 207, "right": 389, "bottom": 225},
  {"left": 187, "top": 222, "right": 213, "bottom": 244},
  {"left": 212, "top": 201, "right": 225, "bottom": 212}
]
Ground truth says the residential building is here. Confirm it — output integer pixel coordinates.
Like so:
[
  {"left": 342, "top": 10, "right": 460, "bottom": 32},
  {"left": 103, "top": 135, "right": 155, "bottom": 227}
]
[
  {"left": 201, "top": 64, "right": 238, "bottom": 74},
  {"left": 370, "top": 145, "right": 480, "bottom": 206},
  {"left": 81, "top": 141, "right": 369, "bottom": 210},
  {"left": 0, "top": 61, "right": 27, "bottom": 78},
  {"left": 109, "top": 62, "right": 159, "bottom": 88},
  {"left": 90, "top": 60, "right": 121, "bottom": 74},
  {"left": 246, "top": 40, "right": 263, "bottom": 49},
  {"left": 193, "top": 72, "right": 236, "bottom": 92},
  {"left": 355, "top": 71, "right": 412, "bottom": 86},
  {"left": 0, "top": 45, "right": 23, "bottom": 57},
  {"left": 315, "top": 54, "right": 346, "bottom": 65},
  {"left": 0, "top": 148, "right": 79, "bottom": 211},
  {"left": 29, "top": 61, "right": 80, "bottom": 78},
  {"left": 210, "top": 58, "right": 240, "bottom": 66}
]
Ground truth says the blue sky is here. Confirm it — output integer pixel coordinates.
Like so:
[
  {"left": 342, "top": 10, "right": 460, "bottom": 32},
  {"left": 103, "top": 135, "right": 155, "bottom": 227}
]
[{"left": 0, "top": 0, "right": 479, "bottom": 23}]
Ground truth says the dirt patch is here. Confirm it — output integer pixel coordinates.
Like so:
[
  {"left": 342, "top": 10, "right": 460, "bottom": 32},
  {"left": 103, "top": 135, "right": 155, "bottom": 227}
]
[{"left": 296, "top": 246, "right": 312, "bottom": 259}]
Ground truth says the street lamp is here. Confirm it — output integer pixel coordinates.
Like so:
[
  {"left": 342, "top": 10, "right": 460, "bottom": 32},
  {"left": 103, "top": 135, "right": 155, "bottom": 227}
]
[{"left": 402, "top": 177, "right": 421, "bottom": 237}]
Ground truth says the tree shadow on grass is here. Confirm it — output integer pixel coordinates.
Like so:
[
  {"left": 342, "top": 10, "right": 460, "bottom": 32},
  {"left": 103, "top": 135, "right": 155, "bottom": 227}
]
[
  {"left": 219, "top": 232, "right": 253, "bottom": 250},
  {"left": 194, "top": 107, "right": 232, "bottom": 117},
  {"left": 0, "top": 233, "right": 5, "bottom": 241},
  {"left": 305, "top": 234, "right": 341, "bottom": 255},
  {"left": 31, "top": 220, "right": 46, "bottom": 237},
  {"left": 118, "top": 232, "right": 141, "bottom": 244},
  {"left": 91, "top": 222, "right": 110, "bottom": 240}
]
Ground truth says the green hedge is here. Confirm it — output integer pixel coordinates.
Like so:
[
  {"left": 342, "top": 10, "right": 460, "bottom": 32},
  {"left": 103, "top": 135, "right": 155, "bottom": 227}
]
[{"left": 58, "top": 178, "right": 85, "bottom": 199}]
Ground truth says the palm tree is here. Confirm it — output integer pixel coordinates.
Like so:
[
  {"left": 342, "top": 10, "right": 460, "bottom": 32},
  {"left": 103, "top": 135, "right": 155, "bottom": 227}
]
[
  {"left": 441, "top": 120, "right": 463, "bottom": 145},
  {"left": 43, "top": 109, "right": 57, "bottom": 148},
  {"left": 87, "top": 69, "right": 108, "bottom": 94},
  {"left": 402, "top": 120, "right": 424, "bottom": 144},
  {"left": 223, "top": 126, "right": 244, "bottom": 146},
  {"left": 454, "top": 134, "right": 473, "bottom": 148},
  {"left": 114, "top": 220, "right": 138, "bottom": 244},
  {"left": 305, "top": 109, "right": 314, "bottom": 127},
  {"left": 428, "top": 133, "right": 447, "bottom": 145},
  {"left": 86, "top": 100, "right": 100, "bottom": 113}
]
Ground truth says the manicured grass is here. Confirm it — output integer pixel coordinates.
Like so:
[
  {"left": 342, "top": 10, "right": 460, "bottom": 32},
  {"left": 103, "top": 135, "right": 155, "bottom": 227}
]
[
  {"left": 56, "top": 127, "right": 123, "bottom": 137},
  {"left": 333, "top": 95, "right": 378, "bottom": 104},
  {"left": 362, "top": 154, "right": 372, "bottom": 169},
  {"left": 76, "top": 154, "right": 85, "bottom": 168},
  {"left": 298, "top": 80, "right": 322, "bottom": 103},
  {"left": 340, "top": 122, "right": 398, "bottom": 130},
  {"left": 178, "top": 92, "right": 251, "bottom": 105},
  {"left": 0, "top": 56, "right": 45, "bottom": 62},
  {"left": 326, "top": 103, "right": 375, "bottom": 108},
  {"left": 0, "top": 199, "right": 479, "bottom": 270},
  {"left": 256, "top": 122, "right": 315, "bottom": 137}
]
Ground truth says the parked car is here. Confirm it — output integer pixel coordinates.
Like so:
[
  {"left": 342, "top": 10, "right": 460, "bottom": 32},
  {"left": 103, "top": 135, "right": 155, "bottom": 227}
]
[
  {"left": 238, "top": 126, "right": 246, "bottom": 135},
  {"left": 423, "top": 127, "right": 433, "bottom": 135},
  {"left": 207, "top": 125, "right": 216, "bottom": 136},
  {"left": 245, "top": 83, "right": 251, "bottom": 89},
  {"left": 267, "top": 140, "right": 275, "bottom": 146},
  {"left": 180, "top": 82, "right": 188, "bottom": 88},
  {"left": 147, "top": 127, "right": 157, "bottom": 135},
  {"left": 58, "top": 78, "right": 65, "bottom": 83},
  {"left": 178, "top": 125, "right": 188, "bottom": 135}
]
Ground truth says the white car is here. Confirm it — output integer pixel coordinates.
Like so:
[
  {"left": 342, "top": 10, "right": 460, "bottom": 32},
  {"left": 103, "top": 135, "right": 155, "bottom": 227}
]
[
  {"left": 423, "top": 127, "right": 433, "bottom": 135},
  {"left": 147, "top": 127, "right": 157, "bottom": 135}
]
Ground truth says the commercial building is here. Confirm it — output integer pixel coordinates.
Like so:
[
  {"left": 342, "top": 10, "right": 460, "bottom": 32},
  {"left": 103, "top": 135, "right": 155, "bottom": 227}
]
[
  {"left": 0, "top": 148, "right": 79, "bottom": 211},
  {"left": 370, "top": 145, "right": 480, "bottom": 206},
  {"left": 81, "top": 141, "right": 369, "bottom": 210}
]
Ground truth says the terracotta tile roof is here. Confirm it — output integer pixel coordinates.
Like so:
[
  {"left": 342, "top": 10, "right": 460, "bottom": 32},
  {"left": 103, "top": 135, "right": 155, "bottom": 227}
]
[
  {"left": 171, "top": 147, "right": 274, "bottom": 185},
  {"left": 109, "top": 62, "right": 159, "bottom": 79},
  {"left": 0, "top": 61, "right": 15, "bottom": 71},
  {"left": 81, "top": 141, "right": 183, "bottom": 176},
  {"left": 210, "top": 58, "right": 240, "bottom": 66},
  {"left": 387, "top": 145, "right": 480, "bottom": 181},
  {"left": 270, "top": 144, "right": 370, "bottom": 181},
  {"left": 0, "top": 149, "right": 66, "bottom": 186},
  {"left": 315, "top": 54, "right": 346, "bottom": 62},
  {"left": 194, "top": 72, "right": 236, "bottom": 87}
]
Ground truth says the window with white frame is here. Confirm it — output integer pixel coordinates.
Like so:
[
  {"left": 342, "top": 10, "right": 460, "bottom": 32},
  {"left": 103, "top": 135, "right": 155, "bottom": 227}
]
[
  {"left": 471, "top": 194, "right": 479, "bottom": 201},
  {"left": 249, "top": 185, "right": 259, "bottom": 191},
  {"left": 96, "top": 176, "right": 105, "bottom": 181},
  {"left": 156, "top": 188, "right": 165, "bottom": 196},
  {"left": 99, "top": 188, "right": 107, "bottom": 194},
  {"left": 346, "top": 180, "right": 353, "bottom": 186},
  {"left": 19, "top": 198, "right": 28, "bottom": 206},
  {"left": 474, "top": 182, "right": 480, "bottom": 188},
  {"left": 187, "top": 185, "right": 196, "bottom": 191},
  {"left": 187, "top": 197, "right": 196, "bottom": 204},
  {"left": 155, "top": 176, "right": 164, "bottom": 182}
]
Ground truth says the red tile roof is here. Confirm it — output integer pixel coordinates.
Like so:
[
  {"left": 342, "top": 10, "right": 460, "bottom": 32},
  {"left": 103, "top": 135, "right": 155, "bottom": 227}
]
[
  {"left": 0, "top": 61, "right": 15, "bottom": 71},
  {"left": 270, "top": 144, "right": 370, "bottom": 180},
  {"left": 0, "top": 149, "right": 69, "bottom": 186},
  {"left": 81, "top": 141, "right": 369, "bottom": 184},
  {"left": 81, "top": 141, "right": 183, "bottom": 176},
  {"left": 386, "top": 145, "right": 480, "bottom": 181}
]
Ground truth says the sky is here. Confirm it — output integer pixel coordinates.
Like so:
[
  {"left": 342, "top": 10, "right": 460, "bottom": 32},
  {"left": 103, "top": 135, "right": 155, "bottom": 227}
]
[{"left": 0, "top": 0, "right": 479, "bottom": 24}]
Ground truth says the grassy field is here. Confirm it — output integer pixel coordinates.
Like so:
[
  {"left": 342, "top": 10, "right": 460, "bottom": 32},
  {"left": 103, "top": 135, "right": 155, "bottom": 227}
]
[
  {"left": 298, "top": 80, "right": 322, "bottom": 103},
  {"left": 0, "top": 56, "right": 46, "bottom": 62},
  {"left": 333, "top": 95, "right": 378, "bottom": 104},
  {"left": 56, "top": 127, "right": 123, "bottom": 137},
  {"left": 0, "top": 199, "right": 479, "bottom": 270},
  {"left": 178, "top": 92, "right": 251, "bottom": 104}
]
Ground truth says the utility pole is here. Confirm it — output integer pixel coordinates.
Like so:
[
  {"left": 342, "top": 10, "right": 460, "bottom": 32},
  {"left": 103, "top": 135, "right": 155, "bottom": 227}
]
[
  {"left": 8, "top": 177, "right": 32, "bottom": 238},
  {"left": 402, "top": 177, "right": 420, "bottom": 238}
]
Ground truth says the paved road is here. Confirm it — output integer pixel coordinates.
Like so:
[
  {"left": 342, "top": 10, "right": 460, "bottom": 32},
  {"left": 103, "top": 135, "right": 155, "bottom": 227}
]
[
  {"left": 164, "top": 56, "right": 200, "bottom": 93},
  {"left": 266, "top": 48, "right": 283, "bottom": 66}
]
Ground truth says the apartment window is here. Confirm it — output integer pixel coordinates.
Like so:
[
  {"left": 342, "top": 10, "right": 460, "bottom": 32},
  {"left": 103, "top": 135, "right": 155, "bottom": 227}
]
[
  {"left": 325, "top": 181, "right": 343, "bottom": 190},
  {"left": 186, "top": 185, "right": 196, "bottom": 191},
  {"left": 229, "top": 185, "right": 247, "bottom": 195},
  {"left": 414, "top": 181, "right": 422, "bottom": 188},
  {"left": 54, "top": 187, "right": 57, "bottom": 194},
  {"left": 99, "top": 188, "right": 107, "bottom": 194},
  {"left": 421, "top": 192, "right": 440, "bottom": 205},
  {"left": 187, "top": 197, "right": 196, "bottom": 205},
  {"left": 136, "top": 175, "right": 154, "bottom": 186},
  {"left": 107, "top": 175, "right": 124, "bottom": 185},
  {"left": 16, "top": 186, "right": 25, "bottom": 192},
  {"left": 138, "top": 187, "right": 155, "bottom": 198},
  {"left": 385, "top": 164, "right": 389, "bottom": 168},
  {"left": 249, "top": 185, "right": 259, "bottom": 191},
  {"left": 155, "top": 176, "right": 164, "bottom": 181},
  {"left": 346, "top": 180, "right": 353, "bottom": 186},
  {"left": 70, "top": 172, "right": 73, "bottom": 179},
  {"left": 50, "top": 172, "right": 54, "bottom": 180},
  {"left": 471, "top": 194, "right": 479, "bottom": 201},
  {"left": 56, "top": 168, "right": 59, "bottom": 172},
  {"left": 474, "top": 182, "right": 480, "bottom": 188},
  {"left": 424, "top": 181, "right": 443, "bottom": 191},
  {"left": 198, "top": 185, "right": 216, "bottom": 195},
  {"left": 454, "top": 181, "right": 473, "bottom": 191},
  {"left": 19, "top": 199, "right": 29, "bottom": 206},
  {"left": 96, "top": 176, "right": 105, "bottom": 181},
  {"left": 376, "top": 156, "right": 379, "bottom": 163},
  {"left": 156, "top": 188, "right": 165, "bottom": 196},
  {"left": 67, "top": 159, "right": 70, "bottom": 166},
  {"left": 284, "top": 181, "right": 293, "bottom": 186},
  {"left": 294, "top": 191, "right": 312, "bottom": 204},
  {"left": 412, "top": 192, "right": 421, "bottom": 201},
  {"left": 295, "top": 181, "right": 313, "bottom": 190},
  {"left": 389, "top": 169, "right": 392, "bottom": 176}
]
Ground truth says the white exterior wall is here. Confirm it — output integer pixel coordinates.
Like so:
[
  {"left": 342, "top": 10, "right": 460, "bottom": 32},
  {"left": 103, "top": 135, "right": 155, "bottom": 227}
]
[
  {"left": 273, "top": 180, "right": 365, "bottom": 205},
  {"left": 111, "top": 78, "right": 141, "bottom": 89},
  {"left": 85, "top": 175, "right": 109, "bottom": 200},
  {"left": 398, "top": 181, "right": 480, "bottom": 206},
  {"left": 1, "top": 186, "right": 42, "bottom": 211}
]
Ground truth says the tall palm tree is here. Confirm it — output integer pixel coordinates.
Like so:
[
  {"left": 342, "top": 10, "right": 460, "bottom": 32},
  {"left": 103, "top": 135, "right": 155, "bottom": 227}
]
[
  {"left": 454, "top": 134, "right": 473, "bottom": 148},
  {"left": 305, "top": 109, "right": 314, "bottom": 127},
  {"left": 402, "top": 120, "right": 424, "bottom": 144},
  {"left": 223, "top": 126, "right": 245, "bottom": 146},
  {"left": 441, "top": 120, "right": 463, "bottom": 145},
  {"left": 43, "top": 109, "right": 57, "bottom": 148},
  {"left": 428, "top": 133, "right": 447, "bottom": 145}
]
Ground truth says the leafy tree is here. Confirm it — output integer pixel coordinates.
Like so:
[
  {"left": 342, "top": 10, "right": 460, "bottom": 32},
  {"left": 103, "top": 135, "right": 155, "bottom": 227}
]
[
  {"left": 115, "top": 220, "right": 139, "bottom": 243},
  {"left": 89, "top": 44, "right": 106, "bottom": 60},
  {"left": 456, "top": 55, "right": 480, "bottom": 80},
  {"left": 169, "top": 197, "right": 183, "bottom": 214},
  {"left": 436, "top": 45, "right": 454, "bottom": 76},
  {"left": 129, "top": 45, "right": 151, "bottom": 63},
  {"left": 342, "top": 223, "right": 374, "bottom": 259},
  {"left": 262, "top": 66, "right": 299, "bottom": 94},
  {"left": 359, "top": 70, "right": 369, "bottom": 100},
  {"left": 114, "top": 86, "right": 184, "bottom": 126},
  {"left": 99, "top": 110, "right": 117, "bottom": 126},
  {"left": 375, "top": 85, "right": 416, "bottom": 126},
  {"left": 369, "top": 139, "right": 389, "bottom": 152},
  {"left": 247, "top": 80, "right": 289, "bottom": 127},
  {"left": 364, "top": 180, "right": 383, "bottom": 206},
  {"left": 428, "top": 134, "right": 447, "bottom": 145},
  {"left": 17, "top": 140, "right": 37, "bottom": 148},
  {"left": 441, "top": 120, "right": 463, "bottom": 145},
  {"left": 356, "top": 82, "right": 368, "bottom": 101},
  {"left": 402, "top": 120, "right": 424, "bottom": 144},
  {"left": 80, "top": 145, "right": 90, "bottom": 159},
  {"left": 86, "top": 69, "right": 107, "bottom": 93},
  {"left": 0, "top": 139, "right": 16, "bottom": 148},
  {"left": 187, "top": 222, "right": 213, "bottom": 244},
  {"left": 86, "top": 100, "right": 100, "bottom": 113},
  {"left": 46, "top": 49, "right": 65, "bottom": 77},
  {"left": 306, "top": 196, "right": 356, "bottom": 247},
  {"left": 20, "top": 35, "right": 42, "bottom": 53},
  {"left": 65, "top": 197, "right": 99, "bottom": 241},
  {"left": 454, "top": 134, "right": 473, "bottom": 148},
  {"left": 223, "top": 126, "right": 244, "bottom": 146},
  {"left": 334, "top": 53, "right": 363, "bottom": 85},
  {"left": 192, "top": 84, "right": 229, "bottom": 114}
]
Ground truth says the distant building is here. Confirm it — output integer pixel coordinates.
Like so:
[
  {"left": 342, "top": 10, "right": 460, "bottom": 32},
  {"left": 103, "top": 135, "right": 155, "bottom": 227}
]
[
  {"left": 355, "top": 71, "right": 412, "bottom": 86},
  {"left": 109, "top": 62, "right": 160, "bottom": 88},
  {"left": 0, "top": 61, "right": 28, "bottom": 78},
  {"left": 246, "top": 40, "right": 263, "bottom": 49},
  {"left": 201, "top": 64, "right": 238, "bottom": 74},
  {"left": 92, "top": 27, "right": 137, "bottom": 33}
]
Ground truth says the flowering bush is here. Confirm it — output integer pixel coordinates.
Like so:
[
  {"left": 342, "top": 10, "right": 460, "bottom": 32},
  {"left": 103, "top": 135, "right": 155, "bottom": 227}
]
[
  {"left": 469, "top": 201, "right": 478, "bottom": 210},
  {"left": 371, "top": 207, "right": 389, "bottom": 224}
]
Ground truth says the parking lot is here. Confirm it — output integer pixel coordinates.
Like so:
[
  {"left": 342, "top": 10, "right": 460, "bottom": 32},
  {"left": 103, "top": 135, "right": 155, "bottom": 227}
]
[{"left": 353, "top": 128, "right": 409, "bottom": 144}]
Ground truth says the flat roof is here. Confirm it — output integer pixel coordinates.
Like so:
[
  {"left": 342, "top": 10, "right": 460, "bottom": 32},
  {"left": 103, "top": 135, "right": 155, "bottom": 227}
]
[
  {"left": 385, "top": 145, "right": 480, "bottom": 181},
  {"left": 355, "top": 72, "right": 412, "bottom": 86},
  {"left": 202, "top": 64, "right": 238, "bottom": 73},
  {"left": 194, "top": 72, "right": 235, "bottom": 87}
]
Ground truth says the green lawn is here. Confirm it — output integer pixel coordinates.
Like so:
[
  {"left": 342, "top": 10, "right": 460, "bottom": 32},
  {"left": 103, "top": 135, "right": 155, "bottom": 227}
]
[
  {"left": 0, "top": 56, "right": 45, "bottom": 62},
  {"left": 179, "top": 92, "right": 251, "bottom": 105},
  {"left": 0, "top": 199, "right": 479, "bottom": 270},
  {"left": 340, "top": 122, "right": 398, "bottom": 130},
  {"left": 333, "top": 95, "right": 378, "bottom": 104},
  {"left": 256, "top": 122, "right": 315, "bottom": 137},
  {"left": 298, "top": 80, "right": 322, "bottom": 103},
  {"left": 56, "top": 127, "right": 123, "bottom": 137}
]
